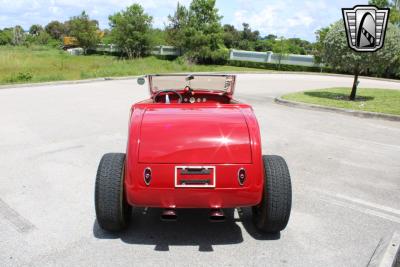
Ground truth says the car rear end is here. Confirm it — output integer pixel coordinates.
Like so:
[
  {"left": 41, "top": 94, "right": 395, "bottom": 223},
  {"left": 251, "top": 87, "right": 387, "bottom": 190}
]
[{"left": 124, "top": 104, "right": 264, "bottom": 209}]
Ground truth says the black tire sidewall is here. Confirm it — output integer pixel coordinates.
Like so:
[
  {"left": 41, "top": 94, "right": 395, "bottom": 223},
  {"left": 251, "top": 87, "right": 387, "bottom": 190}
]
[
  {"left": 95, "top": 153, "right": 131, "bottom": 231},
  {"left": 253, "top": 155, "right": 292, "bottom": 233}
]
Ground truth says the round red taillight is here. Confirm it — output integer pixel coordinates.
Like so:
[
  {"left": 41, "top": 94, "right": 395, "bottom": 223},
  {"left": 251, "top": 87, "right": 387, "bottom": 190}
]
[
  {"left": 238, "top": 168, "right": 246, "bottom": 185},
  {"left": 144, "top": 168, "right": 152, "bottom": 186}
]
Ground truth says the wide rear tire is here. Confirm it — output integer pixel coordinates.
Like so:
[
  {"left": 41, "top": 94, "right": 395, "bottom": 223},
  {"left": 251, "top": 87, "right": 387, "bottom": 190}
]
[
  {"left": 95, "top": 153, "right": 131, "bottom": 232},
  {"left": 252, "top": 155, "right": 292, "bottom": 233}
]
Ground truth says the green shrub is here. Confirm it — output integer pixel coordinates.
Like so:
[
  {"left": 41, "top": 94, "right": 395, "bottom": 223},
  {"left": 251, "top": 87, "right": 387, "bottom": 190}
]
[
  {"left": 6, "top": 72, "right": 33, "bottom": 83},
  {"left": 174, "top": 56, "right": 188, "bottom": 65}
]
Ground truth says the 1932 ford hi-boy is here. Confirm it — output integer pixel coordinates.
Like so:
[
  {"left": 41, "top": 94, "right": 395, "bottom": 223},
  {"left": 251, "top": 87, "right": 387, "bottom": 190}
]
[{"left": 95, "top": 74, "right": 292, "bottom": 233}]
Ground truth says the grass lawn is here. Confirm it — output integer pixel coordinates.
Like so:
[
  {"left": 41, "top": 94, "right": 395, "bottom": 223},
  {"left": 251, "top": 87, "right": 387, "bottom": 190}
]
[
  {"left": 282, "top": 87, "right": 400, "bottom": 115},
  {"left": 0, "top": 45, "right": 269, "bottom": 85}
]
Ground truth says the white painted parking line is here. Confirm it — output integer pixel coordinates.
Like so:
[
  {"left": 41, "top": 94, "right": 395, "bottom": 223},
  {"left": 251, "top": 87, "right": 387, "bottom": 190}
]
[
  {"left": 331, "top": 193, "right": 400, "bottom": 216},
  {"left": 312, "top": 188, "right": 400, "bottom": 216},
  {"left": 316, "top": 193, "right": 400, "bottom": 224},
  {"left": 0, "top": 198, "right": 35, "bottom": 233}
]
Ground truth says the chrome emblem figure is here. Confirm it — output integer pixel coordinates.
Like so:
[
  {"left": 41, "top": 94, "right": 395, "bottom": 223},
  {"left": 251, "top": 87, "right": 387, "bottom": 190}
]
[{"left": 342, "top": 5, "right": 390, "bottom": 52}]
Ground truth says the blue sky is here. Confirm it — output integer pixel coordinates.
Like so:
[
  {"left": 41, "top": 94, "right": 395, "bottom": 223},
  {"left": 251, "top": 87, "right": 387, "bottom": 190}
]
[{"left": 0, "top": 0, "right": 368, "bottom": 41}]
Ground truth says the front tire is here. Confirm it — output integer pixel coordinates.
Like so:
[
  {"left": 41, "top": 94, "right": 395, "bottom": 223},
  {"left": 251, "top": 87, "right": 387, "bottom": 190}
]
[
  {"left": 95, "top": 153, "right": 131, "bottom": 231},
  {"left": 252, "top": 155, "right": 292, "bottom": 233}
]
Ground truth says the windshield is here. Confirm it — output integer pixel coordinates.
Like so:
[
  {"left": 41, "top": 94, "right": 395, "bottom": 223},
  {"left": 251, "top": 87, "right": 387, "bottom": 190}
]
[{"left": 149, "top": 75, "right": 235, "bottom": 94}]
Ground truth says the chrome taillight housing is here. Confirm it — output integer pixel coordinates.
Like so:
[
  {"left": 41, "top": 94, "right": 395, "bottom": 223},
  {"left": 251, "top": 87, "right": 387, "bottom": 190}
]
[
  {"left": 144, "top": 167, "right": 152, "bottom": 185},
  {"left": 238, "top": 168, "right": 246, "bottom": 185}
]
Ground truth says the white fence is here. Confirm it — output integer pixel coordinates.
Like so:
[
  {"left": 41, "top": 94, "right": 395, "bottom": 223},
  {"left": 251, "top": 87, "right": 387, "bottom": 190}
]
[
  {"left": 229, "top": 49, "right": 319, "bottom": 67},
  {"left": 94, "top": 44, "right": 181, "bottom": 56},
  {"left": 93, "top": 44, "right": 319, "bottom": 67},
  {"left": 96, "top": 44, "right": 120, "bottom": 53},
  {"left": 151, "top": 45, "right": 181, "bottom": 56}
]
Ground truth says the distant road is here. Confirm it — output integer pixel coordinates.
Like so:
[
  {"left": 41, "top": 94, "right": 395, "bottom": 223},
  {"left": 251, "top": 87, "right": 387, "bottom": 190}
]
[{"left": 0, "top": 73, "right": 399, "bottom": 266}]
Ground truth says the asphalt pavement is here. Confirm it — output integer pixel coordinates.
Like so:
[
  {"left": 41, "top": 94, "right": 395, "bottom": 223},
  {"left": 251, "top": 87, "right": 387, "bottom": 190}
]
[{"left": 0, "top": 73, "right": 399, "bottom": 266}]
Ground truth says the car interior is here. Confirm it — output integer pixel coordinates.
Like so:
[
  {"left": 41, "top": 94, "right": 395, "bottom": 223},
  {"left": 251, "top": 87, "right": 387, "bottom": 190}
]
[{"left": 138, "top": 74, "right": 238, "bottom": 104}]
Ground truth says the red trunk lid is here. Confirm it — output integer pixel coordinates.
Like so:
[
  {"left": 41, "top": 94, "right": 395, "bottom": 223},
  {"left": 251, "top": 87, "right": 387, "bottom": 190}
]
[{"left": 138, "top": 106, "right": 252, "bottom": 164}]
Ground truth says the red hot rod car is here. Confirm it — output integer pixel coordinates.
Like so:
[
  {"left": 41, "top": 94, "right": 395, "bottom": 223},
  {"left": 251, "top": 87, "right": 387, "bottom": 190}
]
[{"left": 95, "top": 74, "right": 292, "bottom": 233}]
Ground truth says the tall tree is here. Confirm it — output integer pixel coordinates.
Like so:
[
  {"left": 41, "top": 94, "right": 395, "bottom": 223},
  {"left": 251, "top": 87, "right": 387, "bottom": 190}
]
[
  {"left": 313, "top": 26, "right": 330, "bottom": 63},
  {"left": 286, "top": 38, "right": 312, "bottom": 54},
  {"left": 109, "top": 4, "right": 153, "bottom": 59},
  {"left": 45, "top": 21, "right": 65, "bottom": 40},
  {"left": 254, "top": 39, "right": 274, "bottom": 51},
  {"left": 166, "top": 3, "right": 189, "bottom": 49},
  {"left": 68, "top": 11, "right": 100, "bottom": 53},
  {"left": 166, "top": 0, "right": 225, "bottom": 63},
  {"left": 241, "top": 23, "right": 259, "bottom": 42},
  {"left": 12, "top": 25, "right": 25, "bottom": 45},
  {"left": 369, "top": 0, "right": 389, "bottom": 6},
  {"left": 264, "top": 34, "right": 277, "bottom": 40},
  {"left": 272, "top": 37, "right": 290, "bottom": 69},
  {"left": 323, "top": 20, "right": 400, "bottom": 100},
  {"left": 0, "top": 28, "right": 13, "bottom": 45},
  {"left": 149, "top": 28, "right": 167, "bottom": 46},
  {"left": 29, "top": 24, "right": 43, "bottom": 35},
  {"left": 222, "top": 24, "right": 240, "bottom": 48},
  {"left": 369, "top": 0, "right": 400, "bottom": 25},
  {"left": 236, "top": 23, "right": 260, "bottom": 50}
]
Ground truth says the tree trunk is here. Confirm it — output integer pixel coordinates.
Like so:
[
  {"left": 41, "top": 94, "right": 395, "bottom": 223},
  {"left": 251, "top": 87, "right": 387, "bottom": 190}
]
[{"left": 349, "top": 69, "right": 359, "bottom": 101}]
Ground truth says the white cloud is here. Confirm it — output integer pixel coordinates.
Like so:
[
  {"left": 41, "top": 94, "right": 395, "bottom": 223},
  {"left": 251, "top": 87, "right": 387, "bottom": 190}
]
[
  {"left": 305, "top": 0, "right": 327, "bottom": 10},
  {"left": 232, "top": 0, "right": 340, "bottom": 40},
  {"left": 233, "top": 4, "right": 285, "bottom": 33},
  {"left": 152, "top": 16, "right": 168, "bottom": 28},
  {"left": 0, "top": 0, "right": 186, "bottom": 30},
  {"left": 48, "top": 6, "right": 61, "bottom": 15},
  {"left": 287, "top": 13, "right": 314, "bottom": 27}
]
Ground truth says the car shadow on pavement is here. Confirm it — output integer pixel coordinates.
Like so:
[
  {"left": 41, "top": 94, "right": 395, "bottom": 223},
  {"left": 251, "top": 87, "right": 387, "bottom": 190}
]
[
  {"left": 236, "top": 207, "right": 280, "bottom": 241},
  {"left": 93, "top": 207, "right": 279, "bottom": 251}
]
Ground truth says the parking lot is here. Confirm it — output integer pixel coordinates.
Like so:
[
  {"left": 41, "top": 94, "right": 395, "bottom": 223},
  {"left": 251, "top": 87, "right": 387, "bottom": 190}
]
[{"left": 0, "top": 73, "right": 399, "bottom": 266}]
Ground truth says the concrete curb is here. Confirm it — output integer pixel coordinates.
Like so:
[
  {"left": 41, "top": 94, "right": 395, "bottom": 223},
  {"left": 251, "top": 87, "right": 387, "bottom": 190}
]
[
  {"left": 275, "top": 97, "right": 400, "bottom": 122},
  {"left": 367, "top": 231, "right": 400, "bottom": 267},
  {"left": 0, "top": 76, "right": 140, "bottom": 90},
  {"left": 234, "top": 71, "right": 400, "bottom": 83},
  {"left": 0, "top": 71, "right": 399, "bottom": 90}
]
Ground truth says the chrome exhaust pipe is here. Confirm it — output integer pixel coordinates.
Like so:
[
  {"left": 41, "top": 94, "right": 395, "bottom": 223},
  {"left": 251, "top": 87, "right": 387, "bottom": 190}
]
[
  {"left": 209, "top": 209, "right": 225, "bottom": 222},
  {"left": 161, "top": 209, "right": 177, "bottom": 221}
]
